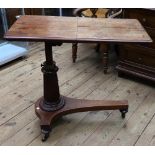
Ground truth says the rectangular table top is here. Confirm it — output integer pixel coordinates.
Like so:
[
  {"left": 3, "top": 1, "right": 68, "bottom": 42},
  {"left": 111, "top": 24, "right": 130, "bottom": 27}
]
[{"left": 4, "top": 15, "right": 152, "bottom": 43}]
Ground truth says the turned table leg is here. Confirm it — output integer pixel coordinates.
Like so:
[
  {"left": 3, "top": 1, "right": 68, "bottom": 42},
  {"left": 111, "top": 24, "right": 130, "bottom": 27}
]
[
  {"left": 72, "top": 43, "right": 78, "bottom": 63},
  {"left": 100, "top": 43, "right": 109, "bottom": 74}
]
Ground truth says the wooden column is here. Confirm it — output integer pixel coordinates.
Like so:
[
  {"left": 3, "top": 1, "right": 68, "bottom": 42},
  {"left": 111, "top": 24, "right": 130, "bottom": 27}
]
[{"left": 39, "top": 42, "right": 65, "bottom": 112}]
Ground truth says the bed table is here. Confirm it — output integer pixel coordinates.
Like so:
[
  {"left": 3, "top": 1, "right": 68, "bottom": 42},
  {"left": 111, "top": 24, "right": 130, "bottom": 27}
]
[{"left": 4, "top": 15, "right": 152, "bottom": 141}]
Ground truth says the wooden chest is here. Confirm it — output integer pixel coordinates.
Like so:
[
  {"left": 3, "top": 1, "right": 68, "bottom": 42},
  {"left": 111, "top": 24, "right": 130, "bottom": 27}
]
[{"left": 116, "top": 9, "right": 155, "bottom": 82}]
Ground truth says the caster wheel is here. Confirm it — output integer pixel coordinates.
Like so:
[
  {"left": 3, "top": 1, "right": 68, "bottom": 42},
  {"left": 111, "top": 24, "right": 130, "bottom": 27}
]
[
  {"left": 120, "top": 109, "right": 128, "bottom": 119},
  {"left": 41, "top": 129, "right": 50, "bottom": 142}
]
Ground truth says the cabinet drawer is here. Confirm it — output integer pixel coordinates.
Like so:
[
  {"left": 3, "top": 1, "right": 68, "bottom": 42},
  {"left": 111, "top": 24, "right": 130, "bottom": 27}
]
[
  {"left": 124, "top": 9, "right": 155, "bottom": 29},
  {"left": 119, "top": 44, "right": 155, "bottom": 67}
]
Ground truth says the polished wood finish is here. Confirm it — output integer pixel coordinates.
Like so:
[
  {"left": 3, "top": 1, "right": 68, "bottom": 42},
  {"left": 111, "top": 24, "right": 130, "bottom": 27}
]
[
  {"left": 5, "top": 15, "right": 151, "bottom": 74},
  {"left": 35, "top": 96, "right": 128, "bottom": 128},
  {"left": 1, "top": 43, "right": 155, "bottom": 146},
  {"left": 4, "top": 15, "right": 151, "bottom": 141},
  {"left": 77, "top": 18, "right": 151, "bottom": 42},
  {"left": 72, "top": 8, "right": 109, "bottom": 66},
  {"left": 40, "top": 42, "right": 65, "bottom": 112},
  {"left": 72, "top": 8, "right": 108, "bottom": 67},
  {"left": 117, "top": 9, "right": 155, "bottom": 83},
  {"left": 5, "top": 15, "right": 151, "bottom": 43}
]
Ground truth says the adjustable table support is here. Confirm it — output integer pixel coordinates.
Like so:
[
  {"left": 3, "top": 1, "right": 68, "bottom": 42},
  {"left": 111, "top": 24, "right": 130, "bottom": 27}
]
[{"left": 35, "top": 41, "right": 128, "bottom": 141}]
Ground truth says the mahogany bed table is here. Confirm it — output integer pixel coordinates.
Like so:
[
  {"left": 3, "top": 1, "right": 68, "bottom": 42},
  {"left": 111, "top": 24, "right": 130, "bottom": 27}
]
[{"left": 4, "top": 15, "right": 152, "bottom": 141}]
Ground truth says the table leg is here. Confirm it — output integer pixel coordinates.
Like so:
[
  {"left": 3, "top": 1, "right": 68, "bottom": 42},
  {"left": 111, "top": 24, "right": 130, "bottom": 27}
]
[
  {"left": 100, "top": 43, "right": 109, "bottom": 74},
  {"left": 72, "top": 43, "right": 77, "bottom": 63},
  {"left": 35, "top": 41, "right": 128, "bottom": 142}
]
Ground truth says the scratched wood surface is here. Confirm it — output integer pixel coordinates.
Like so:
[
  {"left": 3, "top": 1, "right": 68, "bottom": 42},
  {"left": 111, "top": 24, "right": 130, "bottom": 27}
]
[
  {"left": 4, "top": 15, "right": 152, "bottom": 43},
  {"left": 0, "top": 43, "right": 155, "bottom": 146}
]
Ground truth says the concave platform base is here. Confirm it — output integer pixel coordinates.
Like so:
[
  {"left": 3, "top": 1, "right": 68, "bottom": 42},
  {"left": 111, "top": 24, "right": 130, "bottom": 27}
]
[{"left": 35, "top": 96, "right": 128, "bottom": 141}]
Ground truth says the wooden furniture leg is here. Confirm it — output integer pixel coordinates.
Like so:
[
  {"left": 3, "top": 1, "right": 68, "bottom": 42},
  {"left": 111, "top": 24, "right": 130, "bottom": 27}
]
[
  {"left": 35, "top": 41, "right": 128, "bottom": 142},
  {"left": 100, "top": 43, "right": 109, "bottom": 74},
  {"left": 72, "top": 43, "right": 77, "bottom": 63},
  {"left": 72, "top": 43, "right": 100, "bottom": 62}
]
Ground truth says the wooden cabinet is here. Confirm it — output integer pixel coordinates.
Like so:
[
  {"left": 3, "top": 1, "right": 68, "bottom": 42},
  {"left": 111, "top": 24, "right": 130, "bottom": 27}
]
[{"left": 116, "top": 9, "right": 155, "bottom": 82}]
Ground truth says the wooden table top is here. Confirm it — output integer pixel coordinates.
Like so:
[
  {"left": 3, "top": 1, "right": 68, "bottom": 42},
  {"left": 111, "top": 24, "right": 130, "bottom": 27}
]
[{"left": 4, "top": 15, "right": 152, "bottom": 43}]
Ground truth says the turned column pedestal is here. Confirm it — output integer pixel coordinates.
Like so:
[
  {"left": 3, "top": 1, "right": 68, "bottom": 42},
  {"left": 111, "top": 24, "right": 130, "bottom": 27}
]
[
  {"left": 35, "top": 42, "right": 128, "bottom": 141},
  {"left": 5, "top": 15, "right": 151, "bottom": 142}
]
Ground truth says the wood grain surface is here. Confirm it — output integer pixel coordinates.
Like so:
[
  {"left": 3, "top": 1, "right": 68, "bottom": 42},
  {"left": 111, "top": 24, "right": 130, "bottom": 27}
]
[{"left": 4, "top": 15, "right": 152, "bottom": 43}]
